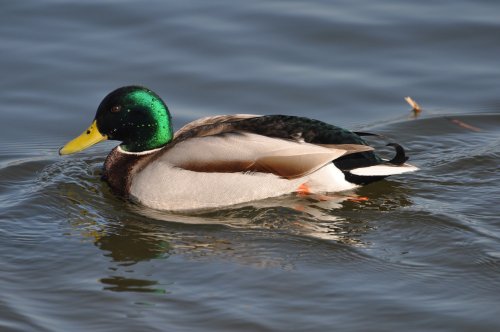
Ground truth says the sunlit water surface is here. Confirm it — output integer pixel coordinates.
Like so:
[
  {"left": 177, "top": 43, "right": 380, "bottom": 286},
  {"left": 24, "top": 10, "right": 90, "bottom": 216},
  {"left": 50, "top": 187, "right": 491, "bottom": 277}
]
[{"left": 1, "top": 1, "right": 500, "bottom": 331}]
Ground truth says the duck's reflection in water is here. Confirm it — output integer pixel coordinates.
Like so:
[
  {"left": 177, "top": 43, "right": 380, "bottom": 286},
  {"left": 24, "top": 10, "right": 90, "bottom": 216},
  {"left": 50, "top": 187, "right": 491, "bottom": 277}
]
[{"left": 65, "top": 184, "right": 412, "bottom": 293}]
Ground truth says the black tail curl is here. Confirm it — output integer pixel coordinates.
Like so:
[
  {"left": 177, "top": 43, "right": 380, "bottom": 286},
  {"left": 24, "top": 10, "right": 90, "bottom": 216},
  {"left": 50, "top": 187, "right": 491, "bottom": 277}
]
[{"left": 387, "top": 143, "right": 409, "bottom": 165}]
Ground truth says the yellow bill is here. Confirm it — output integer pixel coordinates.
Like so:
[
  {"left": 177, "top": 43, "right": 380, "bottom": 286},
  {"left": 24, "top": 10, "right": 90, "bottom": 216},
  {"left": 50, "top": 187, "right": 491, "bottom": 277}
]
[{"left": 59, "top": 120, "right": 107, "bottom": 155}]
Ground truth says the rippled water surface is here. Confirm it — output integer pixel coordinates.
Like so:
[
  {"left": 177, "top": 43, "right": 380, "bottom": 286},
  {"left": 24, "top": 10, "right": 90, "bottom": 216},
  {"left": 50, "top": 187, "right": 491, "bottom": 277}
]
[{"left": 1, "top": 1, "right": 500, "bottom": 331}]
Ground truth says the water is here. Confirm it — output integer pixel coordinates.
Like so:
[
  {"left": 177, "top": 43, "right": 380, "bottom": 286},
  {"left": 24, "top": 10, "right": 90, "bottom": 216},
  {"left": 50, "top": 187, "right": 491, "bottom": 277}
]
[{"left": 1, "top": 1, "right": 500, "bottom": 331}]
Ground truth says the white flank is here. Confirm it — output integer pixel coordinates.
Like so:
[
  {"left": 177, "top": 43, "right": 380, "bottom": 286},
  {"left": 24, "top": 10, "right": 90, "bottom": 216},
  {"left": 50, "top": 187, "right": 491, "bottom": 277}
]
[
  {"left": 129, "top": 163, "right": 357, "bottom": 211},
  {"left": 130, "top": 165, "right": 304, "bottom": 211}
]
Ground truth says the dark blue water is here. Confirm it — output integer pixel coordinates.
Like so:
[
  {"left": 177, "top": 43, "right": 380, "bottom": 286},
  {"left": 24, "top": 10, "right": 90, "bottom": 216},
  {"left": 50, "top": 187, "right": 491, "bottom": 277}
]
[{"left": 1, "top": 1, "right": 500, "bottom": 331}]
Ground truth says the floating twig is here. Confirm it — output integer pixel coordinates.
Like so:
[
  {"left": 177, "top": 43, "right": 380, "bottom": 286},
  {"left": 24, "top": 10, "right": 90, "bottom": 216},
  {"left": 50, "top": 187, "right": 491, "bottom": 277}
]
[{"left": 405, "top": 96, "right": 422, "bottom": 117}]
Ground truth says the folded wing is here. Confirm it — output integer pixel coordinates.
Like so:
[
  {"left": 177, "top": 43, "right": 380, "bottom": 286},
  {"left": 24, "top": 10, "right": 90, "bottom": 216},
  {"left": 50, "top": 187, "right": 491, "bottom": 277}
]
[{"left": 160, "top": 132, "right": 371, "bottom": 179}]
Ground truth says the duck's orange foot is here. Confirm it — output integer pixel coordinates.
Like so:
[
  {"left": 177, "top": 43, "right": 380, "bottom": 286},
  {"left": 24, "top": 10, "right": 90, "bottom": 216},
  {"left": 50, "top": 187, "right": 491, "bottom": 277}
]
[
  {"left": 296, "top": 183, "right": 369, "bottom": 203},
  {"left": 296, "top": 183, "right": 312, "bottom": 197},
  {"left": 346, "top": 196, "right": 369, "bottom": 202},
  {"left": 296, "top": 184, "right": 331, "bottom": 201}
]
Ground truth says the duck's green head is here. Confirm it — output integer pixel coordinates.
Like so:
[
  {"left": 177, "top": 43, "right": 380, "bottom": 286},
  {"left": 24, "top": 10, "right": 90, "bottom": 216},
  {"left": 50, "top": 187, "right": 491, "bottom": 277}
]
[{"left": 59, "top": 86, "right": 173, "bottom": 155}]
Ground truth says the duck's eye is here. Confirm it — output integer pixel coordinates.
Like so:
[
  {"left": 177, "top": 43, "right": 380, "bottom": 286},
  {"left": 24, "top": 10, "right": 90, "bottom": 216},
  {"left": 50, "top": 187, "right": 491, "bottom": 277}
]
[{"left": 111, "top": 105, "right": 122, "bottom": 113}]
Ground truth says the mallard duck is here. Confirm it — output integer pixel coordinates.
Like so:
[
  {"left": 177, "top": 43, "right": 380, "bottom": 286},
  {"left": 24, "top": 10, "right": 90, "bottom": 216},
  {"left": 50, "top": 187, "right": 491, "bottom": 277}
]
[{"left": 59, "top": 86, "right": 417, "bottom": 211}]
